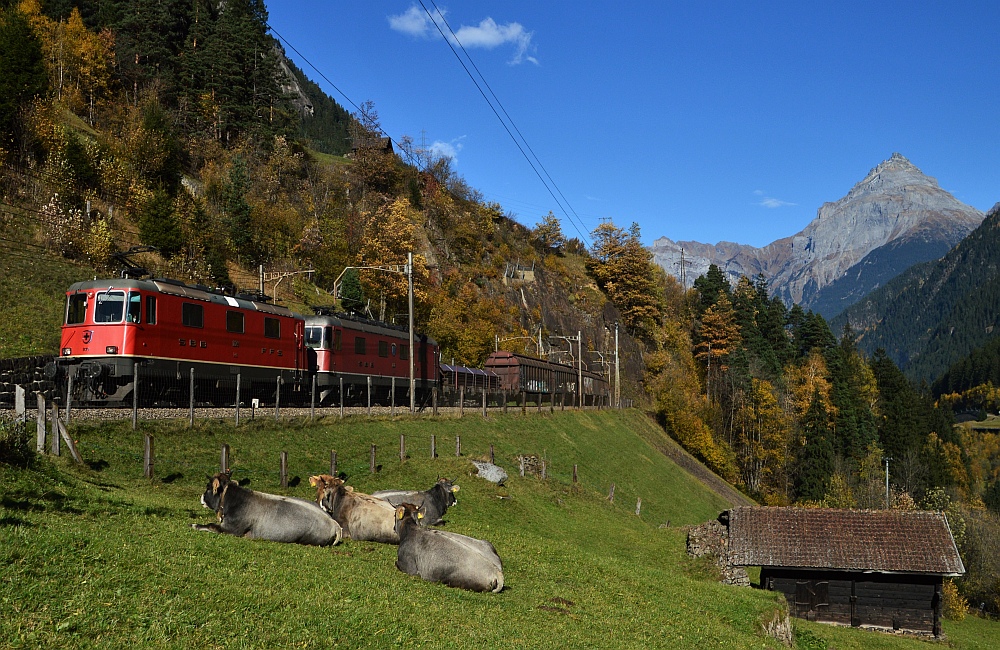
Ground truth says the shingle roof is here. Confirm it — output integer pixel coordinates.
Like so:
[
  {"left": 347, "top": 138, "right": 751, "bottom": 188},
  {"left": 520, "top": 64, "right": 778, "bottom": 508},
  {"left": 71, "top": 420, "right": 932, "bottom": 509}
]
[{"left": 727, "top": 506, "right": 965, "bottom": 576}]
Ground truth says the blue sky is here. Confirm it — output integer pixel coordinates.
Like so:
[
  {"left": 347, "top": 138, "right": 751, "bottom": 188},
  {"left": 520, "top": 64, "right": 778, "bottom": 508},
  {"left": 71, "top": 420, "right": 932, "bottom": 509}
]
[{"left": 266, "top": 2, "right": 999, "bottom": 248}]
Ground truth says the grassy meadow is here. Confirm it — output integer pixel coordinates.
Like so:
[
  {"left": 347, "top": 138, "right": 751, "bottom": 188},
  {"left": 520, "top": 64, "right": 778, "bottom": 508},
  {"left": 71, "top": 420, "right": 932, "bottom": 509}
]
[{"left": 1, "top": 410, "right": 997, "bottom": 648}]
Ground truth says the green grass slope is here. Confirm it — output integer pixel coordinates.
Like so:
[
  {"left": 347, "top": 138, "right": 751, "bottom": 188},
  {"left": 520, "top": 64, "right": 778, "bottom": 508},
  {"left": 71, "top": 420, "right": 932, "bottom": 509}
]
[
  {"left": 1, "top": 410, "right": 996, "bottom": 648},
  {"left": 0, "top": 250, "right": 92, "bottom": 357}
]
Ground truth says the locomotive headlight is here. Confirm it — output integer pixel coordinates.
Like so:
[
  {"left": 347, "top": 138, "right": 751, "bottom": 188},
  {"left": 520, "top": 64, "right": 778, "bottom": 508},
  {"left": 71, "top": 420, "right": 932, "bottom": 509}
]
[
  {"left": 61, "top": 348, "right": 72, "bottom": 356},
  {"left": 106, "top": 346, "right": 119, "bottom": 354}
]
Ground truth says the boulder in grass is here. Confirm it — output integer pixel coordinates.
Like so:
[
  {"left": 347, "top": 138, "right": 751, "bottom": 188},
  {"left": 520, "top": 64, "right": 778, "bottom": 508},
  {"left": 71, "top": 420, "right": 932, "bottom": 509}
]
[{"left": 471, "top": 461, "right": 507, "bottom": 486}]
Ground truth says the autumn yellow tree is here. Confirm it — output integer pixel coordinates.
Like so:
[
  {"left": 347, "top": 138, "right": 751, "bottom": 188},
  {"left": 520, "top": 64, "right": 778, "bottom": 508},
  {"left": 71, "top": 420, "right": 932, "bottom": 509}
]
[
  {"left": 733, "top": 377, "right": 791, "bottom": 501},
  {"left": 645, "top": 318, "right": 738, "bottom": 482},
  {"left": 695, "top": 293, "right": 741, "bottom": 402},
  {"left": 587, "top": 221, "right": 663, "bottom": 342}
]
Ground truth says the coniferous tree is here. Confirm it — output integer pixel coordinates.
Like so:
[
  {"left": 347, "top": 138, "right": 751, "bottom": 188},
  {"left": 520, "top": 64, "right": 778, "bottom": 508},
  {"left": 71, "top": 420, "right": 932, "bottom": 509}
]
[
  {"left": 0, "top": 5, "right": 48, "bottom": 155},
  {"left": 796, "top": 388, "right": 835, "bottom": 501}
]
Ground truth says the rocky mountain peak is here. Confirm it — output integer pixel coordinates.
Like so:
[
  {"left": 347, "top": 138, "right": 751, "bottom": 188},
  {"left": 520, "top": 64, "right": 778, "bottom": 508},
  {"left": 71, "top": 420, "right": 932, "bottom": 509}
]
[{"left": 650, "top": 154, "right": 985, "bottom": 317}]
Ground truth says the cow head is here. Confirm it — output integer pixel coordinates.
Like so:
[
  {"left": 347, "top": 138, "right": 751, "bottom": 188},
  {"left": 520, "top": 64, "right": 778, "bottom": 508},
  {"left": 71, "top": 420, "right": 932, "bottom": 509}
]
[
  {"left": 309, "top": 474, "right": 347, "bottom": 515},
  {"left": 200, "top": 471, "right": 234, "bottom": 512},
  {"left": 393, "top": 503, "right": 423, "bottom": 535},
  {"left": 436, "top": 478, "right": 460, "bottom": 507}
]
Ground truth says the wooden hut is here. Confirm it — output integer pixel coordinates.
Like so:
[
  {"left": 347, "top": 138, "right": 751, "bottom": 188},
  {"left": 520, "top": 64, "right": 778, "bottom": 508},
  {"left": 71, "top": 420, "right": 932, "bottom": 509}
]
[{"left": 726, "top": 507, "right": 964, "bottom": 636}]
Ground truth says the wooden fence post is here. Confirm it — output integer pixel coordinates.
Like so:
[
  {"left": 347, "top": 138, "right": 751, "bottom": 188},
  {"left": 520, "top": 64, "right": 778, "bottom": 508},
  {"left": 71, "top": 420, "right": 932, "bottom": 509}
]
[
  {"left": 339, "top": 377, "right": 344, "bottom": 419},
  {"left": 521, "top": 391, "right": 526, "bottom": 415},
  {"left": 456, "top": 435, "right": 461, "bottom": 457},
  {"left": 541, "top": 460, "right": 547, "bottom": 480},
  {"left": 459, "top": 387, "right": 464, "bottom": 417},
  {"left": 330, "top": 450, "right": 338, "bottom": 477},
  {"left": 490, "top": 444, "right": 495, "bottom": 464},
  {"left": 519, "top": 457, "right": 525, "bottom": 477},
  {"left": 310, "top": 373, "right": 317, "bottom": 420},
  {"left": 235, "top": 372, "right": 241, "bottom": 426},
  {"left": 430, "top": 435, "right": 437, "bottom": 459},
  {"left": 482, "top": 390, "right": 487, "bottom": 418},
  {"left": 573, "top": 464, "right": 578, "bottom": 483},
  {"left": 608, "top": 483, "right": 616, "bottom": 502},
  {"left": 189, "top": 367, "right": 195, "bottom": 428},
  {"left": 36, "top": 393, "right": 46, "bottom": 453},
  {"left": 144, "top": 434, "right": 154, "bottom": 478},
  {"left": 50, "top": 403, "right": 60, "bottom": 456},
  {"left": 502, "top": 391, "right": 508, "bottom": 414},
  {"left": 56, "top": 420, "right": 82, "bottom": 465},
  {"left": 432, "top": 387, "right": 438, "bottom": 416},
  {"left": 131, "top": 361, "right": 139, "bottom": 430},
  {"left": 280, "top": 451, "right": 288, "bottom": 487},
  {"left": 275, "top": 376, "right": 282, "bottom": 421},
  {"left": 370, "top": 444, "right": 377, "bottom": 473},
  {"left": 367, "top": 376, "right": 372, "bottom": 416},
  {"left": 391, "top": 376, "right": 396, "bottom": 417},
  {"left": 635, "top": 497, "right": 642, "bottom": 516},
  {"left": 400, "top": 434, "right": 406, "bottom": 462},
  {"left": 221, "top": 443, "right": 230, "bottom": 473},
  {"left": 65, "top": 373, "right": 73, "bottom": 424}
]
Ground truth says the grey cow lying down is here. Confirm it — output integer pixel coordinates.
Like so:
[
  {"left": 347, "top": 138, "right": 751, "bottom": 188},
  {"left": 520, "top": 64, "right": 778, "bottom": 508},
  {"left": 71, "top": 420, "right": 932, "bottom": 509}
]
[
  {"left": 192, "top": 472, "right": 343, "bottom": 546},
  {"left": 372, "top": 477, "right": 459, "bottom": 526},
  {"left": 393, "top": 503, "right": 504, "bottom": 593}
]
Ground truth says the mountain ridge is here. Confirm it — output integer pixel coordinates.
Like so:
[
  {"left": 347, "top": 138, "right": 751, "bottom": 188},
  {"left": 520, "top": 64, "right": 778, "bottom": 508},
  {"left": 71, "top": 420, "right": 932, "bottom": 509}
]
[{"left": 651, "top": 153, "right": 984, "bottom": 317}]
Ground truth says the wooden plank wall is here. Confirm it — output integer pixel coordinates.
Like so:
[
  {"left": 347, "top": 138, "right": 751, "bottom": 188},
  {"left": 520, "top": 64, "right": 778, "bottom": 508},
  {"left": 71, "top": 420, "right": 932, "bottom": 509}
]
[{"left": 761, "top": 569, "right": 939, "bottom": 634}]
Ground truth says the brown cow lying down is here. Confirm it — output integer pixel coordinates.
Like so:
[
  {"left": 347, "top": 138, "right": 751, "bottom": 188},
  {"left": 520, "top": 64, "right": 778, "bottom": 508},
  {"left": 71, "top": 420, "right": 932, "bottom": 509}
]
[
  {"left": 393, "top": 503, "right": 504, "bottom": 593},
  {"left": 372, "top": 478, "right": 459, "bottom": 526},
  {"left": 309, "top": 475, "right": 399, "bottom": 544},
  {"left": 192, "top": 472, "right": 342, "bottom": 546}
]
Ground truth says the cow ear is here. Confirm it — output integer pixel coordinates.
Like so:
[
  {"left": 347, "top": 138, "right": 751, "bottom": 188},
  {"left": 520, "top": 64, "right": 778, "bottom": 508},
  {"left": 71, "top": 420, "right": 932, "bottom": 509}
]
[
  {"left": 308, "top": 475, "right": 320, "bottom": 487},
  {"left": 451, "top": 485, "right": 460, "bottom": 493},
  {"left": 345, "top": 486, "right": 354, "bottom": 493},
  {"left": 395, "top": 507, "right": 405, "bottom": 520},
  {"left": 211, "top": 478, "right": 220, "bottom": 494}
]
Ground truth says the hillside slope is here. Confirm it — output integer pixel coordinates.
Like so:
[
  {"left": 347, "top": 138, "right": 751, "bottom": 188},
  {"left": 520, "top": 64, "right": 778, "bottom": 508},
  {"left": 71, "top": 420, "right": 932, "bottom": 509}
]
[{"left": 2, "top": 411, "right": 768, "bottom": 648}]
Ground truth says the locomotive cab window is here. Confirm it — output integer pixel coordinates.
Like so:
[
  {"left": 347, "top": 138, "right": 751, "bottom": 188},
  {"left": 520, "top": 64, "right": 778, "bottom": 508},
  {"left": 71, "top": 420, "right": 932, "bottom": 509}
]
[
  {"left": 378, "top": 341, "right": 389, "bottom": 357},
  {"left": 354, "top": 336, "right": 366, "bottom": 355},
  {"left": 127, "top": 292, "right": 141, "bottom": 323},
  {"left": 400, "top": 343, "right": 409, "bottom": 360},
  {"left": 66, "top": 293, "right": 88, "bottom": 325},
  {"left": 95, "top": 290, "right": 126, "bottom": 323},
  {"left": 226, "top": 310, "right": 245, "bottom": 334},
  {"left": 264, "top": 317, "right": 280, "bottom": 339},
  {"left": 305, "top": 326, "right": 323, "bottom": 348},
  {"left": 182, "top": 302, "right": 204, "bottom": 328},
  {"left": 333, "top": 328, "right": 342, "bottom": 351},
  {"left": 146, "top": 296, "right": 157, "bottom": 325}
]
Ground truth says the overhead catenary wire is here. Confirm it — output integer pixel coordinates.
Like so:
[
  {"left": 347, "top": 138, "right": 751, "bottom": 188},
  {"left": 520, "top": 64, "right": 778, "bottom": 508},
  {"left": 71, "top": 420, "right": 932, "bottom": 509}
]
[{"left": 421, "top": 0, "right": 590, "bottom": 245}]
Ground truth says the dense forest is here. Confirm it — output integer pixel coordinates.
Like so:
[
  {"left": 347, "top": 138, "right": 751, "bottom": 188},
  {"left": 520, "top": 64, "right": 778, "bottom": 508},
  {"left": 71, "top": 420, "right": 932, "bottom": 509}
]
[{"left": 1, "top": 0, "right": 998, "bottom": 613}]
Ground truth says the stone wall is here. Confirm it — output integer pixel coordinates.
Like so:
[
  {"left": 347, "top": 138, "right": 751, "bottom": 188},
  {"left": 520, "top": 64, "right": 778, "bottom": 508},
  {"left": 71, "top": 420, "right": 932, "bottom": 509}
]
[{"left": 686, "top": 515, "right": 750, "bottom": 587}]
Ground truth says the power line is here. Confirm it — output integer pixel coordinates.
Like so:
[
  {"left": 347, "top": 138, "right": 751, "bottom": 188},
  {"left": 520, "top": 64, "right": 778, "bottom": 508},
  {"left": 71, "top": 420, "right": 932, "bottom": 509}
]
[
  {"left": 422, "top": 0, "right": 590, "bottom": 245},
  {"left": 417, "top": 0, "right": 590, "bottom": 245}
]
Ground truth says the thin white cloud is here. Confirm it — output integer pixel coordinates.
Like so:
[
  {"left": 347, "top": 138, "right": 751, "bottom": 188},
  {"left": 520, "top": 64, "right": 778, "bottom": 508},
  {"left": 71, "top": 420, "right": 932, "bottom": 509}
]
[
  {"left": 387, "top": 6, "right": 430, "bottom": 36},
  {"left": 753, "top": 190, "right": 795, "bottom": 208},
  {"left": 758, "top": 197, "right": 796, "bottom": 208},
  {"left": 388, "top": 5, "right": 538, "bottom": 65},
  {"left": 429, "top": 137, "right": 465, "bottom": 162}
]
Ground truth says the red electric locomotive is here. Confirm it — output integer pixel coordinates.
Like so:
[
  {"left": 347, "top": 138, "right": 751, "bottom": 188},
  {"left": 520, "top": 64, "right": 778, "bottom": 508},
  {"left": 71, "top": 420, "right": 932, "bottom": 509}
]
[
  {"left": 49, "top": 278, "right": 309, "bottom": 405},
  {"left": 304, "top": 311, "right": 439, "bottom": 406}
]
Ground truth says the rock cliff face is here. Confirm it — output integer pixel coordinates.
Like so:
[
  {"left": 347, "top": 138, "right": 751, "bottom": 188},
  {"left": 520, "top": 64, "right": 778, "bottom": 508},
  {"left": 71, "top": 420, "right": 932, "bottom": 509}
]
[{"left": 651, "top": 154, "right": 984, "bottom": 318}]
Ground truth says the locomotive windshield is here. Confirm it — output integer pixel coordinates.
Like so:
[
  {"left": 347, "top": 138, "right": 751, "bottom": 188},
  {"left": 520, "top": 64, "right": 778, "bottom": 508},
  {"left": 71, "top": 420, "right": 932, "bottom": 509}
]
[
  {"left": 94, "top": 290, "right": 126, "bottom": 323},
  {"left": 305, "top": 326, "right": 323, "bottom": 348},
  {"left": 66, "top": 293, "right": 87, "bottom": 325}
]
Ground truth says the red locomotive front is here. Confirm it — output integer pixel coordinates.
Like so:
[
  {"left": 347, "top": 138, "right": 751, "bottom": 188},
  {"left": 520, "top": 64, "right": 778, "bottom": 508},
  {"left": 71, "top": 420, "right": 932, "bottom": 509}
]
[{"left": 51, "top": 278, "right": 309, "bottom": 405}]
